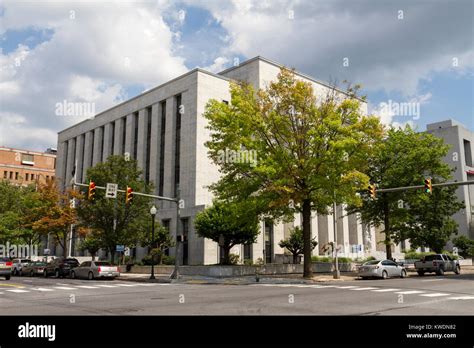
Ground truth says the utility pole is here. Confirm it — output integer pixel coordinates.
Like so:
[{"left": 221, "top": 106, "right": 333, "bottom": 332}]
[
  {"left": 170, "top": 186, "right": 181, "bottom": 280},
  {"left": 333, "top": 190, "right": 340, "bottom": 279}
]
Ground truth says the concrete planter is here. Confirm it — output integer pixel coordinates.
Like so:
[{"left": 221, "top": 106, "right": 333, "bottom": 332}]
[{"left": 129, "top": 262, "right": 355, "bottom": 277}]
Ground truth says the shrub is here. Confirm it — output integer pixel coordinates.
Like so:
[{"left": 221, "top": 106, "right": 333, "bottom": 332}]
[
  {"left": 228, "top": 253, "right": 240, "bottom": 265},
  {"left": 161, "top": 255, "right": 175, "bottom": 265},
  {"left": 404, "top": 250, "right": 435, "bottom": 260},
  {"left": 311, "top": 256, "right": 352, "bottom": 263},
  {"left": 243, "top": 259, "right": 253, "bottom": 266}
]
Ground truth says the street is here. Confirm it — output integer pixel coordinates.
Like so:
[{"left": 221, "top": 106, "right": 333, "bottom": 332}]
[{"left": 1, "top": 274, "right": 473, "bottom": 315}]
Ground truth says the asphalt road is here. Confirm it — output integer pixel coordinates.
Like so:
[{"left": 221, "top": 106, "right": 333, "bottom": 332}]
[{"left": 0, "top": 273, "right": 473, "bottom": 315}]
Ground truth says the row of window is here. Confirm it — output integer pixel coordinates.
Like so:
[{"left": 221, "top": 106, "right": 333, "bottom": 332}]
[
  {"left": 2, "top": 170, "right": 54, "bottom": 182},
  {"left": 63, "top": 95, "right": 182, "bottom": 196}
]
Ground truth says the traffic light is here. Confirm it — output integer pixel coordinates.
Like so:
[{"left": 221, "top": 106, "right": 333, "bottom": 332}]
[
  {"left": 424, "top": 178, "right": 432, "bottom": 194},
  {"left": 88, "top": 181, "right": 96, "bottom": 200},
  {"left": 368, "top": 183, "right": 376, "bottom": 199},
  {"left": 126, "top": 186, "right": 133, "bottom": 205}
]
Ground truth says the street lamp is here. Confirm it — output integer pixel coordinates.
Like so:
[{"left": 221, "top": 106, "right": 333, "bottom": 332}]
[{"left": 149, "top": 205, "right": 157, "bottom": 280}]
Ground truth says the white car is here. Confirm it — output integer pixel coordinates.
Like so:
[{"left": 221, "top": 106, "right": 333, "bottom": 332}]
[
  {"left": 358, "top": 259, "right": 407, "bottom": 279},
  {"left": 11, "top": 258, "right": 32, "bottom": 276}
]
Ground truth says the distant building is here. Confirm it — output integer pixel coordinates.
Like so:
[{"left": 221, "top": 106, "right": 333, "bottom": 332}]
[
  {"left": 0, "top": 146, "right": 56, "bottom": 186},
  {"left": 427, "top": 120, "right": 474, "bottom": 239},
  {"left": 56, "top": 56, "right": 376, "bottom": 264}
]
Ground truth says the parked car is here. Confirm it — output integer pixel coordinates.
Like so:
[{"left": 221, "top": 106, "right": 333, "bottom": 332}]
[
  {"left": 11, "top": 258, "right": 32, "bottom": 276},
  {"left": 358, "top": 259, "right": 407, "bottom": 279},
  {"left": 0, "top": 257, "right": 12, "bottom": 280},
  {"left": 20, "top": 261, "right": 48, "bottom": 277},
  {"left": 44, "top": 258, "right": 80, "bottom": 278},
  {"left": 70, "top": 261, "right": 120, "bottom": 280},
  {"left": 414, "top": 254, "right": 460, "bottom": 276}
]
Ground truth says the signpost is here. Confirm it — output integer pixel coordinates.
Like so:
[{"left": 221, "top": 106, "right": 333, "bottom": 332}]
[{"left": 106, "top": 183, "right": 118, "bottom": 198}]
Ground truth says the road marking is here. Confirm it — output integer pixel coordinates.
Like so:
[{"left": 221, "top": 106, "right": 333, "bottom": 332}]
[
  {"left": 6, "top": 289, "right": 29, "bottom": 293},
  {"left": 53, "top": 287, "right": 76, "bottom": 290},
  {"left": 31, "top": 288, "right": 54, "bottom": 292},
  {"left": 75, "top": 285, "right": 99, "bottom": 289},
  {"left": 448, "top": 296, "right": 474, "bottom": 300},
  {"left": 350, "top": 287, "right": 378, "bottom": 291},
  {"left": 334, "top": 286, "right": 358, "bottom": 289},
  {"left": 95, "top": 285, "right": 118, "bottom": 288},
  {"left": 0, "top": 283, "right": 26, "bottom": 288},
  {"left": 135, "top": 283, "right": 158, "bottom": 287},
  {"left": 419, "top": 293, "right": 450, "bottom": 298},
  {"left": 421, "top": 279, "right": 445, "bottom": 282},
  {"left": 114, "top": 284, "right": 138, "bottom": 287},
  {"left": 372, "top": 288, "right": 401, "bottom": 292},
  {"left": 395, "top": 290, "right": 425, "bottom": 295}
]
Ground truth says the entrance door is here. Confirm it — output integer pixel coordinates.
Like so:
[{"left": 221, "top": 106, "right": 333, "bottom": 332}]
[{"left": 264, "top": 221, "right": 273, "bottom": 264}]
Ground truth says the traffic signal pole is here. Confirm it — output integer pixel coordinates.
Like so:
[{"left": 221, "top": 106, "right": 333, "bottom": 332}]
[{"left": 374, "top": 179, "right": 474, "bottom": 194}]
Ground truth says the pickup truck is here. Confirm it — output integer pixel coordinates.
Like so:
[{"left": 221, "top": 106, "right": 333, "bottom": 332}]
[{"left": 414, "top": 254, "right": 460, "bottom": 276}]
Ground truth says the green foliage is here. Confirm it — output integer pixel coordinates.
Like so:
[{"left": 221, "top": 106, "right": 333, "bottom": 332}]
[
  {"left": 279, "top": 227, "right": 317, "bottom": 264},
  {"left": 403, "top": 250, "right": 435, "bottom": 260},
  {"left": 243, "top": 259, "right": 254, "bottom": 266},
  {"left": 453, "top": 236, "right": 474, "bottom": 257},
  {"left": 203, "top": 68, "right": 383, "bottom": 277},
  {"left": 348, "top": 126, "right": 463, "bottom": 258},
  {"left": 311, "top": 256, "right": 353, "bottom": 263},
  {"left": 75, "top": 155, "right": 154, "bottom": 263},
  {"left": 354, "top": 256, "right": 376, "bottom": 263},
  {"left": 194, "top": 200, "right": 259, "bottom": 265},
  {"left": 228, "top": 253, "right": 240, "bottom": 265},
  {"left": 79, "top": 234, "right": 102, "bottom": 259}
]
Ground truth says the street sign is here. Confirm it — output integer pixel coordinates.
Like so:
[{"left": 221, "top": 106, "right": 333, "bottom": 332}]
[
  {"left": 105, "top": 183, "right": 118, "bottom": 198},
  {"left": 116, "top": 245, "right": 125, "bottom": 252}
]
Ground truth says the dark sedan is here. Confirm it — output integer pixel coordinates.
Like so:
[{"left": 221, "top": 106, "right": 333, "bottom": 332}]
[{"left": 44, "top": 258, "right": 79, "bottom": 278}]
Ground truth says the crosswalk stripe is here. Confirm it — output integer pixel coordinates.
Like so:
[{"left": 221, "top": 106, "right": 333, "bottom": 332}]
[
  {"left": 421, "top": 279, "right": 444, "bottom": 282},
  {"left": 7, "top": 289, "right": 30, "bottom": 293},
  {"left": 395, "top": 290, "right": 425, "bottom": 295},
  {"left": 53, "top": 287, "right": 76, "bottom": 290},
  {"left": 334, "top": 286, "right": 358, "bottom": 289},
  {"left": 372, "top": 288, "right": 400, "bottom": 292},
  {"left": 350, "top": 287, "right": 378, "bottom": 291},
  {"left": 75, "top": 285, "right": 99, "bottom": 289},
  {"left": 95, "top": 285, "right": 118, "bottom": 288},
  {"left": 448, "top": 296, "right": 474, "bottom": 300},
  {"left": 135, "top": 283, "right": 158, "bottom": 286},
  {"left": 114, "top": 284, "right": 138, "bottom": 287},
  {"left": 32, "top": 288, "right": 54, "bottom": 292},
  {"left": 419, "top": 293, "right": 450, "bottom": 297}
]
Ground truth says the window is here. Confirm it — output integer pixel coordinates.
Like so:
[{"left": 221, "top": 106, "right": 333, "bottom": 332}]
[
  {"left": 244, "top": 243, "right": 252, "bottom": 260},
  {"left": 122, "top": 117, "right": 127, "bottom": 155},
  {"left": 264, "top": 220, "right": 273, "bottom": 264},
  {"left": 158, "top": 101, "right": 166, "bottom": 196},
  {"left": 181, "top": 217, "right": 189, "bottom": 265},
  {"left": 133, "top": 112, "right": 139, "bottom": 160},
  {"left": 464, "top": 139, "right": 472, "bottom": 167},
  {"left": 21, "top": 153, "right": 34, "bottom": 165},
  {"left": 3, "top": 171, "right": 7, "bottom": 179},
  {"left": 15, "top": 172, "right": 18, "bottom": 180},
  {"left": 100, "top": 126, "right": 105, "bottom": 162},
  {"left": 25, "top": 173, "right": 29, "bottom": 181},
  {"left": 174, "top": 95, "right": 182, "bottom": 197},
  {"left": 145, "top": 107, "right": 152, "bottom": 183},
  {"left": 9, "top": 171, "right": 13, "bottom": 179}
]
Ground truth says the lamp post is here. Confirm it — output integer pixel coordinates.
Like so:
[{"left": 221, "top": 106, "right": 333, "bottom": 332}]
[{"left": 150, "top": 205, "right": 157, "bottom": 280}]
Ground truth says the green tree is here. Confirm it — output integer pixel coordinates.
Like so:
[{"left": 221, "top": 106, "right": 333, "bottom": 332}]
[
  {"left": 140, "top": 222, "right": 174, "bottom": 264},
  {"left": 79, "top": 231, "right": 102, "bottom": 261},
  {"left": 75, "top": 155, "right": 153, "bottom": 264},
  {"left": 348, "top": 126, "right": 457, "bottom": 259},
  {"left": 194, "top": 200, "right": 260, "bottom": 265},
  {"left": 203, "top": 68, "right": 383, "bottom": 277},
  {"left": 393, "top": 186, "right": 464, "bottom": 253},
  {"left": 279, "top": 227, "right": 317, "bottom": 264},
  {"left": 452, "top": 235, "right": 474, "bottom": 257}
]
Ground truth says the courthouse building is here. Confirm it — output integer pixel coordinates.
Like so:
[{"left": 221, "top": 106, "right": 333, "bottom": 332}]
[{"left": 56, "top": 56, "right": 377, "bottom": 264}]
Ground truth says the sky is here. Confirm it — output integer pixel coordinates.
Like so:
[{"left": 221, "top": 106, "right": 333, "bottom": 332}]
[{"left": 0, "top": 0, "right": 473, "bottom": 151}]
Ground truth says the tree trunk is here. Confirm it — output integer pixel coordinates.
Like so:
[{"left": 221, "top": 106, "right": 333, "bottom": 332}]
[
  {"left": 383, "top": 196, "right": 392, "bottom": 260},
  {"left": 62, "top": 232, "right": 68, "bottom": 258},
  {"left": 109, "top": 246, "right": 115, "bottom": 264},
  {"left": 222, "top": 246, "right": 231, "bottom": 265},
  {"left": 292, "top": 253, "right": 299, "bottom": 264},
  {"left": 91, "top": 252, "right": 96, "bottom": 261},
  {"left": 302, "top": 199, "right": 313, "bottom": 278}
]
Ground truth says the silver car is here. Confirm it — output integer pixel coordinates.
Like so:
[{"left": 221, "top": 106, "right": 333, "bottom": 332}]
[
  {"left": 0, "top": 257, "right": 12, "bottom": 280},
  {"left": 358, "top": 259, "right": 407, "bottom": 279},
  {"left": 70, "top": 261, "right": 120, "bottom": 280},
  {"left": 12, "top": 258, "right": 32, "bottom": 276}
]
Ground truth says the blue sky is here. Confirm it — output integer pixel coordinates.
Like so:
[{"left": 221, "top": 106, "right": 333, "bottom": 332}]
[{"left": 0, "top": 0, "right": 472, "bottom": 151}]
